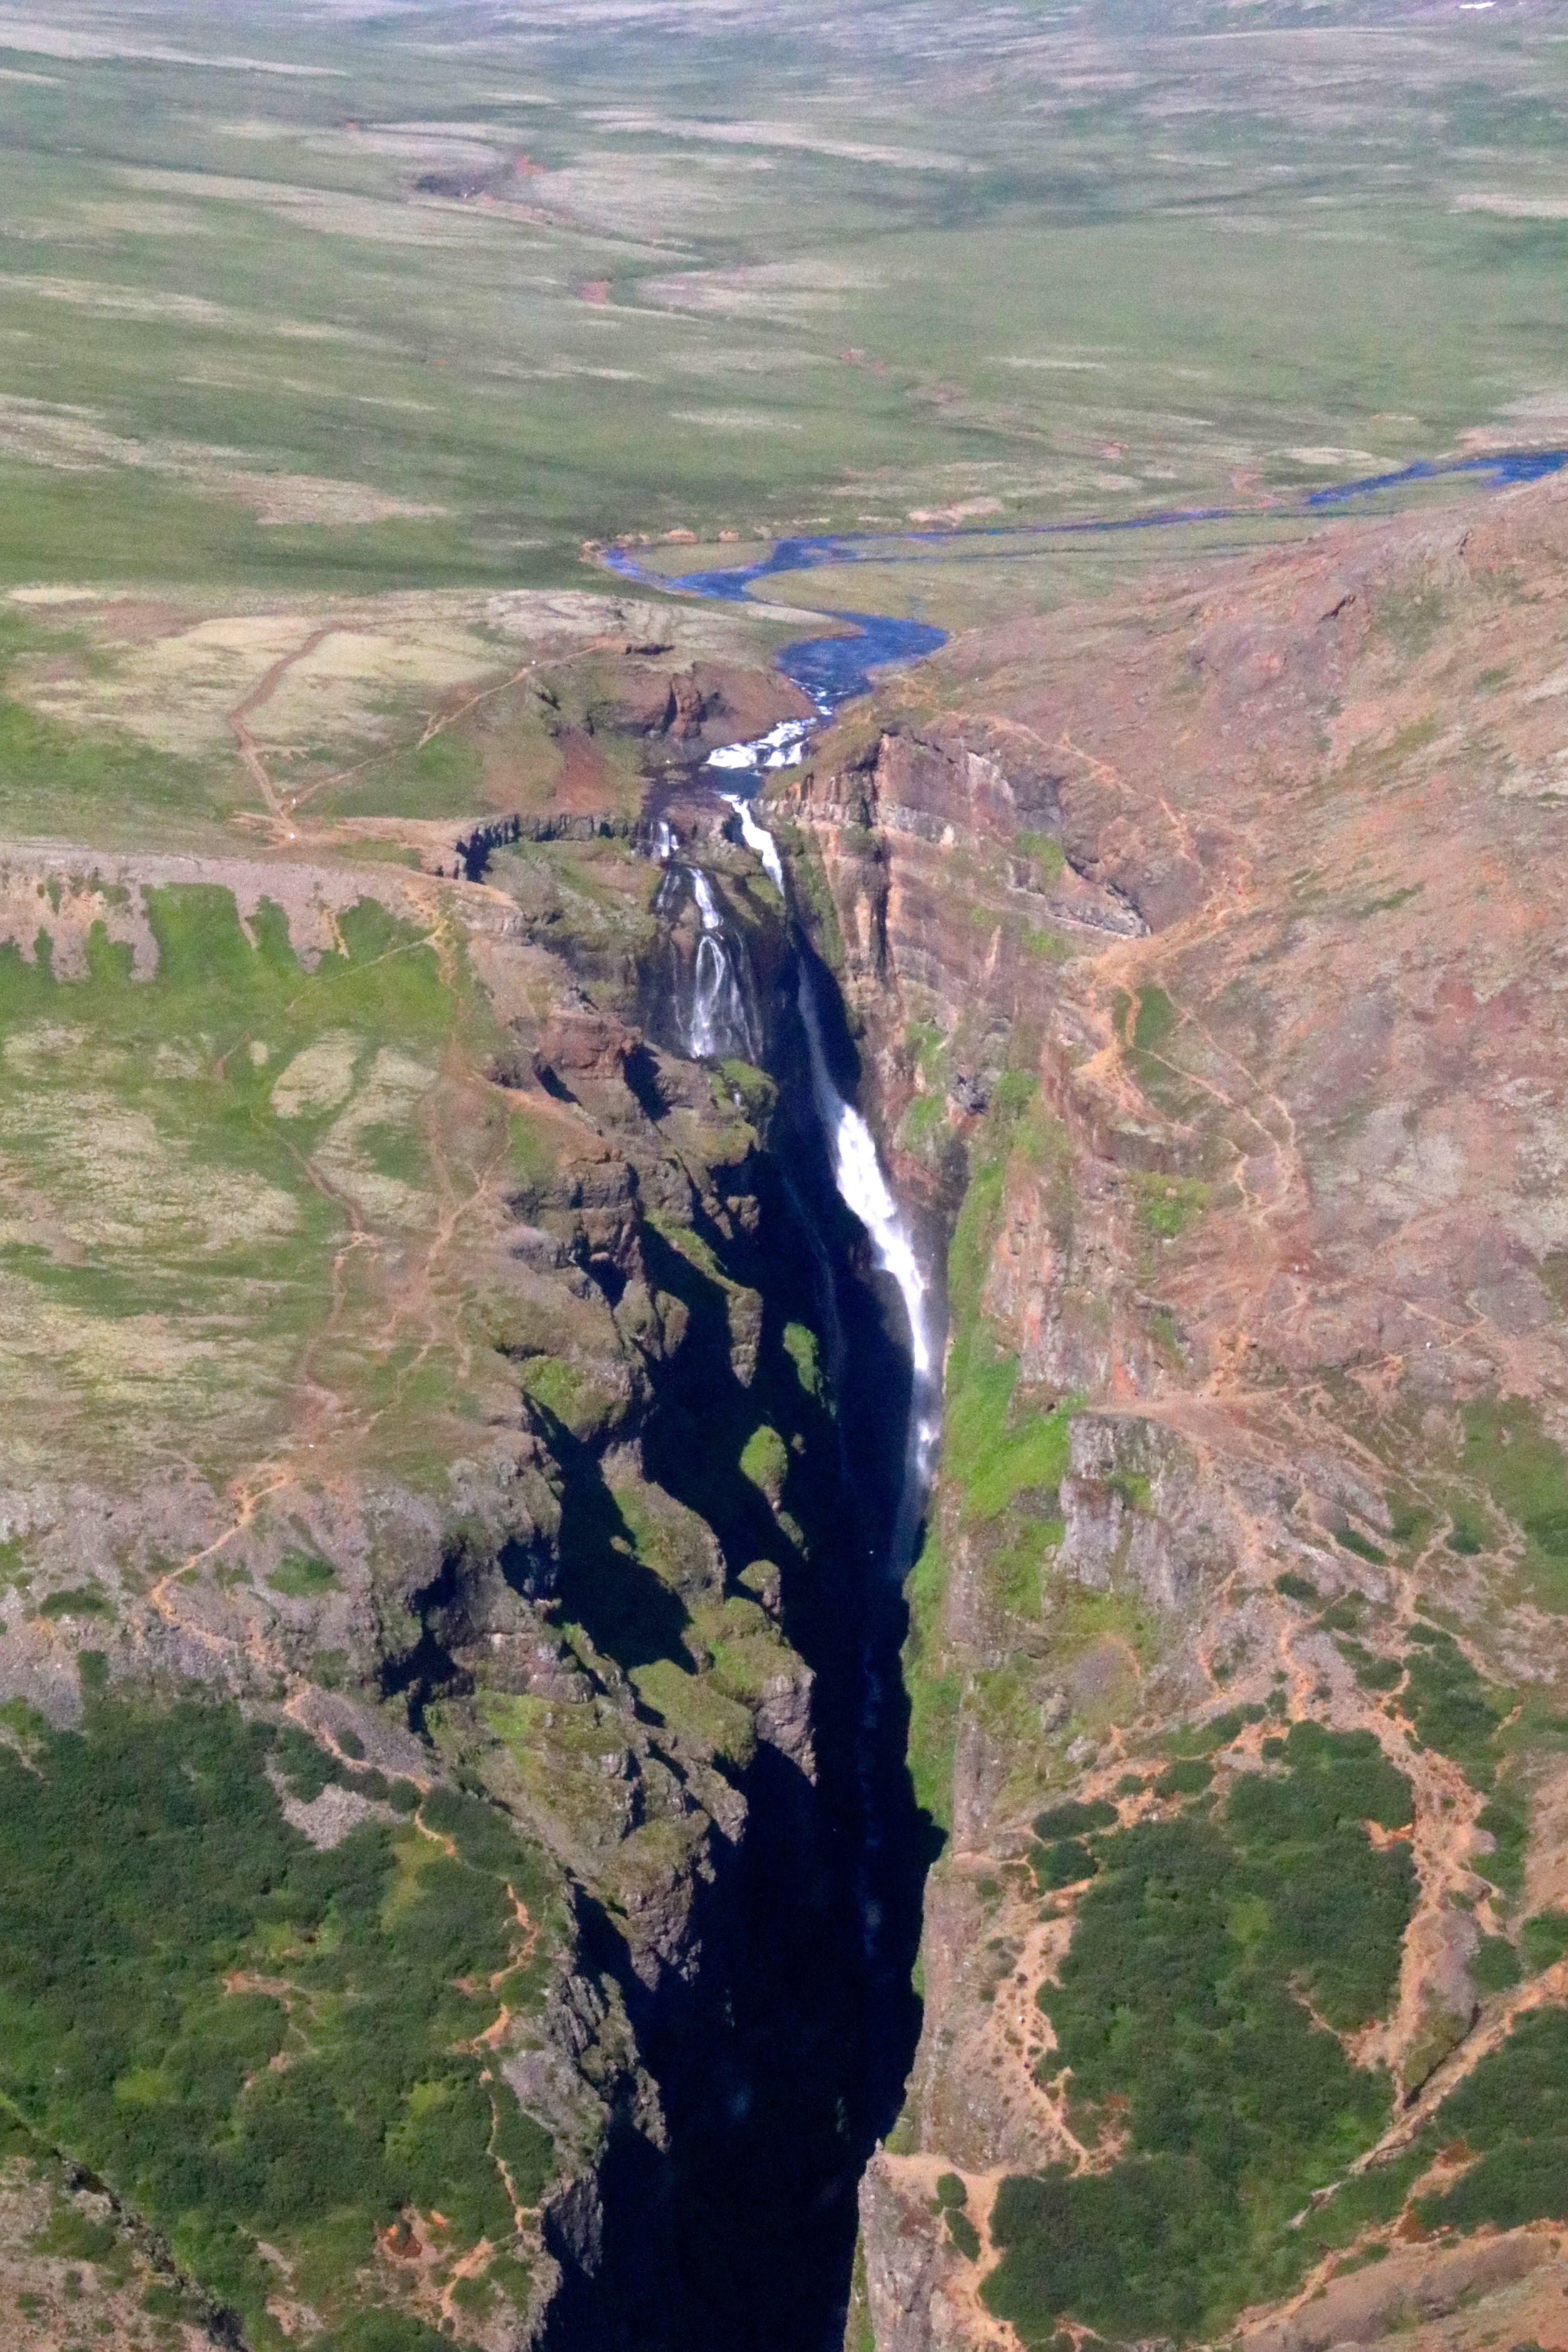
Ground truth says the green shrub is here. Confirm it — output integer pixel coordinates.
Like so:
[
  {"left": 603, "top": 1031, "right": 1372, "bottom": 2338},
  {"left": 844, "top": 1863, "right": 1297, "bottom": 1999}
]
[
  {"left": 1274, "top": 1572, "right": 1319, "bottom": 1604},
  {"left": 934, "top": 2173, "right": 968, "bottom": 2210},
  {"left": 0, "top": 1697, "right": 556, "bottom": 2343},
  {"left": 268, "top": 1553, "right": 337, "bottom": 1599},
  {"left": 1031, "top": 1839, "right": 1098, "bottom": 1893},
  {"left": 1337, "top": 1640, "right": 1404, "bottom": 1694},
  {"left": 1033, "top": 1800, "right": 1116, "bottom": 1840},
  {"left": 1402, "top": 1626, "right": 1504, "bottom": 1787},
  {"left": 1473, "top": 1934, "right": 1522, "bottom": 1994},
  {"left": 33, "top": 2205, "right": 116, "bottom": 2260},
  {"left": 1476, "top": 1788, "right": 1529, "bottom": 1896},
  {"left": 1417, "top": 2008, "right": 1568, "bottom": 2233},
  {"left": 986, "top": 1725, "right": 1414, "bottom": 2342},
  {"left": 1424, "top": 2139, "right": 1568, "bottom": 2233},
  {"left": 38, "top": 1587, "right": 109, "bottom": 1620},
  {"left": 1167, "top": 1707, "right": 1266, "bottom": 1756},
  {"left": 948, "top": 2210, "right": 982, "bottom": 2261},
  {"left": 1446, "top": 1497, "right": 1491, "bottom": 1556},
  {"left": 1522, "top": 1909, "right": 1568, "bottom": 1971}
]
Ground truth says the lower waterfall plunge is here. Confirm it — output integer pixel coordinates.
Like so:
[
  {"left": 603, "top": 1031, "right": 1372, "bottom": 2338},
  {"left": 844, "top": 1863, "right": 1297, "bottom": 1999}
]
[{"left": 795, "top": 963, "right": 940, "bottom": 1554}]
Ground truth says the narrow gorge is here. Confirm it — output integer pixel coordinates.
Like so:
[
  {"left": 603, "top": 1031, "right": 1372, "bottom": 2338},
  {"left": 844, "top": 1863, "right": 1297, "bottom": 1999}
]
[{"left": 13, "top": 462, "right": 1568, "bottom": 2352}]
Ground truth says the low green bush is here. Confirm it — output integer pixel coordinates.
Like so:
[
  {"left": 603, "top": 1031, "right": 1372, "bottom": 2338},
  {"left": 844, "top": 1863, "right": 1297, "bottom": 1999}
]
[
  {"left": 0, "top": 1695, "right": 556, "bottom": 2341},
  {"left": 1523, "top": 1910, "right": 1568, "bottom": 1971},
  {"left": 268, "top": 1552, "right": 338, "bottom": 1599},
  {"left": 1032, "top": 1800, "right": 1116, "bottom": 1840},
  {"left": 1417, "top": 2008, "right": 1568, "bottom": 2233},
  {"left": 1031, "top": 1839, "right": 1098, "bottom": 1893},
  {"left": 1473, "top": 1934, "right": 1523, "bottom": 1994},
  {"left": 948, "top": 2210, "right": 982, "bottom": 2261},
  {"left": 985, "top": 1724, "right": 1414, "bottom": 2342},
  {"left": 1402, "top": 1626, "right": 1505, "bottom": 1788}
]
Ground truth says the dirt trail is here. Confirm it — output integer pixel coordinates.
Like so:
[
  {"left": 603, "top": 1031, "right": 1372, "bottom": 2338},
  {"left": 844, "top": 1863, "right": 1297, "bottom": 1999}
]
[{"left": 228, "top": 623, "right": 348, "bottom": 816}]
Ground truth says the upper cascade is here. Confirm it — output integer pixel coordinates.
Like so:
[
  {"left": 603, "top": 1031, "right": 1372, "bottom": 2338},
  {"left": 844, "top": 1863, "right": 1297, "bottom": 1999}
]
[{"left": 724, "top": 792, "right": 785, "bottom": 893}]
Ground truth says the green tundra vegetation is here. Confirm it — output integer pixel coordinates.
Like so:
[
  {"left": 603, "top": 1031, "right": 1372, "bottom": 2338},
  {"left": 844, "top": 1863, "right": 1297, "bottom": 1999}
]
[
  {"left": 0, "top": 0, "right": 1557, "bottom": 629},
  {"left": 984, "top": 1725, "right": 1416, "bottom": 2342},
  {"left": 0, "top": 1692, "right": 559, "bottom": 2351},
  {"left": 1462, "top": 1399, "right": 1568, "bottom": 1608},
  {"left": 0, "top": 878, "right": 518, "bottom": 1486}
]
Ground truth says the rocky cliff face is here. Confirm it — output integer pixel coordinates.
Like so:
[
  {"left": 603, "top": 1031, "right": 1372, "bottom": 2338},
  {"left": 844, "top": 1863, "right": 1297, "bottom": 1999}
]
[
  {"left": 0, "top": 651, "right": 872, "bottom": 2352},
  {"left": 775, "top": 472, "right": 1568, "bottom": 2352}
]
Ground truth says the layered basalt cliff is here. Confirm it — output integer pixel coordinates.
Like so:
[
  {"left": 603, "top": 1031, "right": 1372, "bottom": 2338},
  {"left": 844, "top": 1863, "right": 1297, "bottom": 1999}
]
[{"left": 772, "top": 472, "right": 1568, "bottom": 2352}]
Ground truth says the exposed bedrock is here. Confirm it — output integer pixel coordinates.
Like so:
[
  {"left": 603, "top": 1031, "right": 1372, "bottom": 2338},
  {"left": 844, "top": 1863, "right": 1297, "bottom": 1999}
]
[{"left": 770, "top": 472, "right": 1568, "bottom": 2351}]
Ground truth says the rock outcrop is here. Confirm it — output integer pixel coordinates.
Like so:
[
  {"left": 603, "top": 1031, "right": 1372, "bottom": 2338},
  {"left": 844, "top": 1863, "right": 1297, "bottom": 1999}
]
[{"left": 775, "top": 469, "right": 1568, "bottom": 2352}]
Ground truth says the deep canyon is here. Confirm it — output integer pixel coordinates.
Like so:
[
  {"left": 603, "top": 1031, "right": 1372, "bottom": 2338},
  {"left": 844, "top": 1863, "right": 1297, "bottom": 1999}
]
[{"left": 11, "top": 462, "right": 1568, "bottom": 2352}]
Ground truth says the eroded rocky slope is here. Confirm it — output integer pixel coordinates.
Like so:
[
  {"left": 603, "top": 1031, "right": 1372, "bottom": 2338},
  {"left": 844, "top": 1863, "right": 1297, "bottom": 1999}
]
[
  {"left": 0, "top": 616, "right": 869, "bottom": 2352},
  {"left": 772, "top": 472, "right": 1568, "bottom": 2352}
]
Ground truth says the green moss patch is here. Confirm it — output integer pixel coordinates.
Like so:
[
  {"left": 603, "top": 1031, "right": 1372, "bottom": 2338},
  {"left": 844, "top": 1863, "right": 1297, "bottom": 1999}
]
[{"left": 268, "top": 1552, "right": 339, "bottom": 1599}]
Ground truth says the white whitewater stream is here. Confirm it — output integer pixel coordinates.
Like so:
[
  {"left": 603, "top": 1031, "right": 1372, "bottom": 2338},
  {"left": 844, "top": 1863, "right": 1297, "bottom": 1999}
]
[{"left": 723, "top": 792, "right": 785, "bottom": 893}]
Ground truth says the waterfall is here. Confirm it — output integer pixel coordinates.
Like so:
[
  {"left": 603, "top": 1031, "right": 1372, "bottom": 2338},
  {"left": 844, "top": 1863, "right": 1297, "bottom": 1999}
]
[
  {"left": 682, "top": 867, "right": 761, "bottom": 1064},
  {"left": 706, "top": 723, "right": 793, "bottom": 895},
  {"left": 724, "top": 792, "right": 785, "bottom": 893},
  {"left": 796, "top": 968, "right": 939, "bottom": 1567},
  {"left": 797, "top": 961, "right": 939, "bottom": 2069}
]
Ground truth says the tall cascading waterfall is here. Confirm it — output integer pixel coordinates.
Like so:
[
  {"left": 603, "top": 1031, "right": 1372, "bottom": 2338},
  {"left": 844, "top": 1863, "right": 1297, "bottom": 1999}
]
[
  {"left": 697, "top": 729, "right": 938, "bottom": 1552},
  {"left": 699, "top": 736, "right": 941, "bottom": 2126},
  {"left": 707, "top": 740, "right": 935, "bottom": 1516},
  {"left": 794, "top": 967, "right": 938, "bottom": 1550},
  {"left": 654, "top": 836, "right": 761, "bottom": 1064},
  {"left": 794, "top": 958, "right": 939, "bottom": 2096},
  {"left": 631, "top": 729, "right": 940, "bottom": 2343}
]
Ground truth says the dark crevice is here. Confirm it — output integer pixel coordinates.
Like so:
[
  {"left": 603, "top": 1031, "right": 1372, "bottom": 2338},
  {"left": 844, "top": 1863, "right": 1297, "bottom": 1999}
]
[
  {"left": 378, "top": 1546, "right": 474, "bottom": 1734},
  {"left": 536, "top": 887, "right": 938, "bottom": 2352}
]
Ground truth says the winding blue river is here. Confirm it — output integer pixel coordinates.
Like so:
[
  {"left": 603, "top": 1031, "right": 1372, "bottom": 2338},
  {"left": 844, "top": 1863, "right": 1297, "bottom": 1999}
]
[{"left": 605, "top": 443, "right": 1568, "bottom": 715}]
